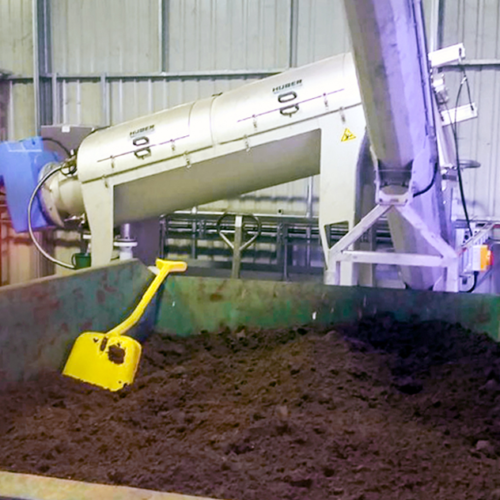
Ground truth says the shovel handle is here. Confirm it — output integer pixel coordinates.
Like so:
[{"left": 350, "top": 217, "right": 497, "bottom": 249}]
[{"left": 107, "top": 259, "right": 187, "bottom": 337}]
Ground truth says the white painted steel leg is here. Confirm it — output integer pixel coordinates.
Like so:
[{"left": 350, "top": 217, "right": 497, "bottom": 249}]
[
  {"left": 324, "top": 259, "right": 342, "bottom": 286},
  {"left": 324, "top": 204, "right": 391, "bottom": 286},
  {"left": 318, "top": 109, "right": 366, "bottom": 286},
  {"left": 83, "top": 181, "right": 115, "bottom": 266},
  {"left": 444, "top": 260, "right": 460, "bottom": 293}
]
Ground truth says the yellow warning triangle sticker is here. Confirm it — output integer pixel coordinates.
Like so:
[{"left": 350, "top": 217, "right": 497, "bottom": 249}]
[{"left": 341, "top": 128, "right": 357, "bottom": 142}]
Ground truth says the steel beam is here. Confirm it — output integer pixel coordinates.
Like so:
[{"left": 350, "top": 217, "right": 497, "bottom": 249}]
[
  {"left": 7, "top": 69, "right": 283, "bottom": 84},
  {"left": 442, "top": 59, "right": 500, "bottom": 70},
  {"left": 338, "top": 250, "right": 445, "bottom": 267}
]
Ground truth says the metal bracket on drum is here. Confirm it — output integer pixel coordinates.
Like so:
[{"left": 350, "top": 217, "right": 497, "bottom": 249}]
[{"left": 216, "top": 213, "right": 262, "bottom": 279}]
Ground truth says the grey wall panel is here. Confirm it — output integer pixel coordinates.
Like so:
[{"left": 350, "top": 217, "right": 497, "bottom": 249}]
[
  {"left": 51, "top": 0, "right": 161, "bottom": 74},
  {"left": 3, "top": 81, "right": 45, "bottom": 285},
  {"left": 442, "top": 0, "right": 500, "bottom": 220},
  {"left": 443, "top": 0, "right": 500, "bottom": 59},
  {"left": 443, "top": 69, "right": 500, "bottom": 221},
  {"left": 0, "top": 80, "right": 8, "bottom": 141},
  {"left": 0, "top": 0, "right": 34, "bottom": 75},
  {"left": 106, "top": 77, "right": 260, "bottom": 125},
  {"left": 59, "top": 81, "right": 102, "bottom": 126},
  {"left": 9, "top": 82, "right": 36, "bottom": 140},
  {"left": 169, "top": 0, "right": 291, "bottom": 71},
  {"left": 55, "top": 78, "right": 262, "bottom": 128},
  {"left": 295, "top": 0, "right": 350, "bottom": 66}
]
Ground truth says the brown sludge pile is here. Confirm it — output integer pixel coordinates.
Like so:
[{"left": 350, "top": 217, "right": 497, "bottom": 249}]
[{"left": 1, "top": 314, "right": 500, "bottom": 500}]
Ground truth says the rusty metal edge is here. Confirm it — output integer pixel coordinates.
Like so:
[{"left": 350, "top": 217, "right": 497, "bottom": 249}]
[{"left": 0, "top": 471, "right": 223, "bottom": 500}]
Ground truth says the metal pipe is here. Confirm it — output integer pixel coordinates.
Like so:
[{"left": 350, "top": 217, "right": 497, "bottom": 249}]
[
  {"left": 158, "top": 217, "right": 167, "bottom": 259},
  {"left": 100, "top": 73, "right": 110, "bottom": 126},
  {"left": 443, "top": 60, "right": 500, "bottom": 69},
  {"left": 190, "top": 207, "right": 197, "bottom": 259},
  {"left": 342, "top": 0, "right": 430, "bottom": 183},
  {"left": 120, "top": 223, "right": 132, "bottom": 240},
  {"left": 289, "top": 0, "right": 299, "bottom": 68},
  {"left": 428, "top": 0, "right": 441, "bottom": 52},
  {"left": 51, "top": 72, "right": 58, "bottom": 124},
  {"left": 231, "top": 215, "right": 243, "bottom": 279},
  {"left": 437, "top": 0, "right": 445, "bottom": 51},
  {"left": 32, "top": 0, "right": 41, "bottom": 134},
  {"left": 282, "top": 224, "right": 289, "bottom": 281},
  {"left": 7, "top": 69, "right": 284, "bottom": 84},
  {"left": 159, "top": 0, "right": 169, "bottom": 72},
  {"left": 39, "top": 0, "right": 52, "bottom": 75},
  {"left": 305, "top": 177, "right": 314, "bottom": 267}
]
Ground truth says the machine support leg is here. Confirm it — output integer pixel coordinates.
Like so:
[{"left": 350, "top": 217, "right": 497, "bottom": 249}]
[
  {"left": 330, "top": 204, "right": 391, "bottom": 256},
  {"left": 217, "top": 213, "right": 261, "bottom": 280},
  {"left": 83, "top": 181, "right": 115, "bottom": 266},
  {"left": 231, "top": 215, "right": 243, "bottom": 279},
  {"left": 282, "top": 224, "right": 289, "bottom": 281}
]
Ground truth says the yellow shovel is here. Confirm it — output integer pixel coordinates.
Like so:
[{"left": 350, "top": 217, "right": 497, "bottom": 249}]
[{"left": 63, "top": 259, "right": 187, "bottom": 391}]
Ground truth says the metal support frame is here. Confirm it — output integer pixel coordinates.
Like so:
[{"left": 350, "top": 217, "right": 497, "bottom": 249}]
[
  {"left": 159, "top": 211, "right": 362, "bottom": 280},
  {"left": 8, "top": 69, "right": 283, "bottom": 85},
  {"left": 327, "top": 203, "right": 461, "bottom": 292},
  {"left": 217, "top": 214, "right": 261, "bottom": 279}
]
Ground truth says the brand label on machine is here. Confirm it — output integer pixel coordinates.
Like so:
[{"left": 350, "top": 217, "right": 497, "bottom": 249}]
[
  {"left": 129, "top": 124, "right": 155, "bottom": 139},
  {"left": 272, "top": 79, "right": 303, "bottom": 94}
]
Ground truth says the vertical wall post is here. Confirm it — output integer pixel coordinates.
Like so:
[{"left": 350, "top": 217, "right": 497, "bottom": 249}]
[
  {"left": 32, "top": 0, "right": 41, "bottom": 133},
  {"left": 159, "top": 0, "right": 170, "bottom": 72},
  {"left": 231, "top": 216, "right": 244, "bottom": 279},
  {"left": 51, "top": 72, "right": 59, "bottom": 124},
  {"left": 100, "top": 73, "right": 110, "bottom": 126},
  {"left": 289, "top": 0, "right": 299, "bottom": 68},
  {"left": 429, "top": 0, "right": 444, "bottom": 52},
  {"left": 32, "top": 0, "right": 53, "bottom": 131}
]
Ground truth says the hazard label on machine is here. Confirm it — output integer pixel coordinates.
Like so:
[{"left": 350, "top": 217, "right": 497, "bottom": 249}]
[{"left": 341, "top": 128, "right": 356, "bottom": 142}]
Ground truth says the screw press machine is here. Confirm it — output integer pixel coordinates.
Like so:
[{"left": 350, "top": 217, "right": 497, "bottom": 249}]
[{"left": 0, "top": 0, "right": 489, "bottom": 292}]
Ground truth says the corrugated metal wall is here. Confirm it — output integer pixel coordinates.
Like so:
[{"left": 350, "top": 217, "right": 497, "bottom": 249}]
[
  {"left": 0, "top": 0, "right": 499, "bottom": 282},
  {"left": 0, "top": 0, "right": 34, "bottom": 76},
  {"left": 52, "top": 0, "right": 161, "bottom": 74},
  {"left": 441, "top": 0, "right": 500, "bottom": 221}
]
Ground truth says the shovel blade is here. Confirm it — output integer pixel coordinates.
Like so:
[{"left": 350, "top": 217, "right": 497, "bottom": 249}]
[{"left": 63, "top": 332, "right": 142, "bottom": 392}]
